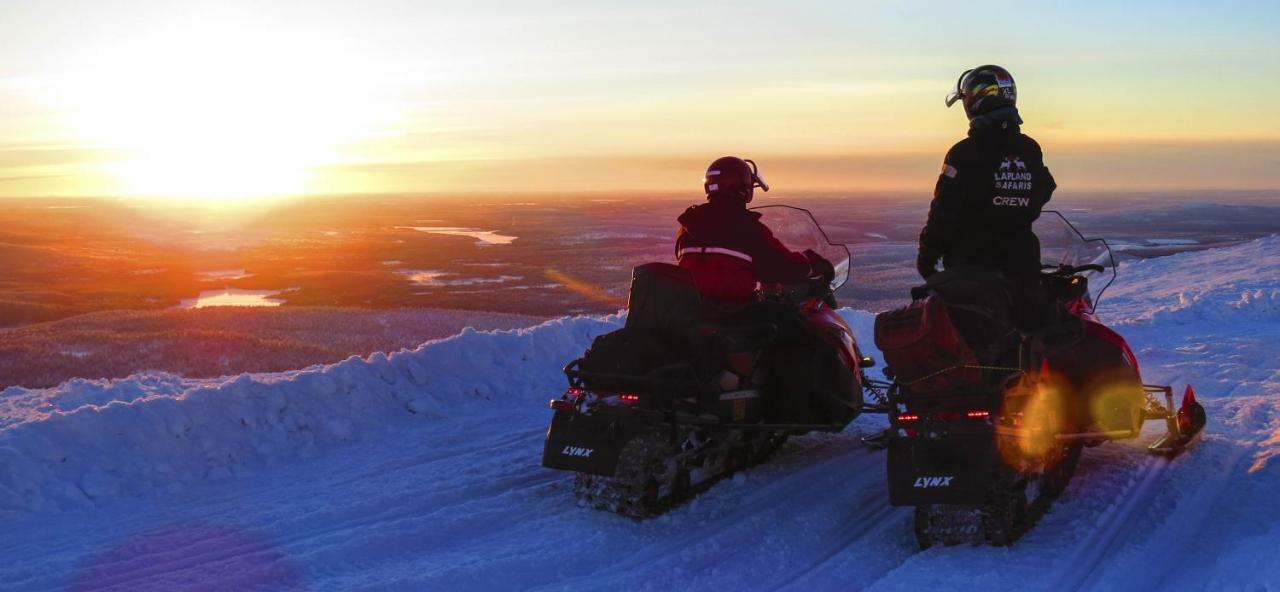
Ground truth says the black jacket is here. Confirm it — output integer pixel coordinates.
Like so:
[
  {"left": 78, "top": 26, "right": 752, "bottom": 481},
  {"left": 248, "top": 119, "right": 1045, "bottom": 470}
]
[{"left": 917, "top": 114, "right": 1056, "bottom": 279}]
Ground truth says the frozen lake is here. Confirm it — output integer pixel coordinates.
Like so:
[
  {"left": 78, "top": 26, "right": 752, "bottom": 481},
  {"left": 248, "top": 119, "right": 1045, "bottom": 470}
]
[
  {"left": 178, "top": 289, "right": 286, "bottom": 308},
  {"left": 398, "top": 226, "right": 517, "bottom": 245}
]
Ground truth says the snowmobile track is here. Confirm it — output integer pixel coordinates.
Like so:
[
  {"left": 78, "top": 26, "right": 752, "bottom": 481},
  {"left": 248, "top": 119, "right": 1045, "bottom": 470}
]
[
  {"left": 765, "top": 494, "right": 902, "bottom": 592},
  {"left": 1048, "top": 455, "right": 1171, "bottom": 591},
  {"left": 1069, "top": 437, "right": 1250, "bottom": 592},
  {"left": 534, "top": 438, "right": 885, "bottom": 592}
]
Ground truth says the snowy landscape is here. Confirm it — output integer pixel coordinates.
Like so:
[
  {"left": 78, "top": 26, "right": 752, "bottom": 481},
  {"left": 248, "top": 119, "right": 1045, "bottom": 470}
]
[
  {"left": 2, "top": 230, "right": 1278, "bottom": 591},
  {"left": 4, "top": 2, "right": 1278, "bottom": 590}
]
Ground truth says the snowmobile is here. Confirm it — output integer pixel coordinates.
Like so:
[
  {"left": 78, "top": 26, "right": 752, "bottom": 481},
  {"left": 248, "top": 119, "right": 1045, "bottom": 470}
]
[
  {"left": 875, "top": 211, "right": 1207, "bottom": 548},
  {"left": 541, "top": 205, "right": 886, "bottom": 517}
]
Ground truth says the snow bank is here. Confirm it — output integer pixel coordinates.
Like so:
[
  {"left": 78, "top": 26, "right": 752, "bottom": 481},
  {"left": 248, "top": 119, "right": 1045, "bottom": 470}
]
[
  {"left": 0, "top": 315, "right": 622, "bottom": 517},
  {"left": 1099, "top": 235, "right": 1280, "bottom": 397},
  {"left": 0, "top": 308, "right": 879, "bottom": 518},
  {"left": 1106, "top": 234, "right": 1280, "bottom": 326}
]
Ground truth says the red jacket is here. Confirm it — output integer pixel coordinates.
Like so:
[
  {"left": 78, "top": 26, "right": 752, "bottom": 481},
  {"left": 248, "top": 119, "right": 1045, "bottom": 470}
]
[{"left": 675, "top": 198, "right": 812, "bottom": 316}]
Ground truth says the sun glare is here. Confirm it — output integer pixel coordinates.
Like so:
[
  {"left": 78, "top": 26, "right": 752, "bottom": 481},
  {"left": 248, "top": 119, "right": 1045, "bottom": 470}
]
[{"left": 55, "top": 20, "right": 391, "bottom": 204}]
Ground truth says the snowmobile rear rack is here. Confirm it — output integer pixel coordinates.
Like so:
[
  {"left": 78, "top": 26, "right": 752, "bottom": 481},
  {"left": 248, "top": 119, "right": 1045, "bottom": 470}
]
[{"left": 562, "top": 359, "right": 702, "bottom": 404}]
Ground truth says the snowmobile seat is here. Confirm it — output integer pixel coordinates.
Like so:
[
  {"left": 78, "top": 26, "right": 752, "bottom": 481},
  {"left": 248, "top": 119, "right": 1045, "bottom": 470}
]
[
  {"left": 910, "top": 266, "right": 1007, "bottom": 301},
  {"left": 626, "top": 262, "right": 701, "bottom": 335},
  {"left": 909, "top": 268, "right": 1018, "bottom": 361}
]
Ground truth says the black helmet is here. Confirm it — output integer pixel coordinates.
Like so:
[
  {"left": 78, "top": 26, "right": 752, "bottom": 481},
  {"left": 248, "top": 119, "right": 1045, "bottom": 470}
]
[
  {"left": 945, "top": 65, "right": 1016, "bottom": 119},
  {"left": 703, "top": 156, "right": 769, "bottom": 203}
]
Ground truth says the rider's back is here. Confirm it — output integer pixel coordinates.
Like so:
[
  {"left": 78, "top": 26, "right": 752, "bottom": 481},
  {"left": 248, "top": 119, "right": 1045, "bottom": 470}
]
[
  {"left": 922, "top": 126, "right": 1055, "bottom": 277},
  {"left": 675, "top": 198, "right": 810, "bottom": 318}
]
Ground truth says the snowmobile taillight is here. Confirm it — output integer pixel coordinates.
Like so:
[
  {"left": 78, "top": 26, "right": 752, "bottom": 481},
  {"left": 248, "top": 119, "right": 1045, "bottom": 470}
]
[
  {"left": 549, "top": 399, "right": 575, "bottom": 411},
  {"left": 966, "top": 410, "right": 990, "bottom": 419},
  {"left": 549, "top": 387, "right": 585, "bottom": 411},
  {"left": 896, "top": 412, "right": 919, "bottom": 423},
  {"left": 618, "top": 393, "right": 641, "bottom": 406}
]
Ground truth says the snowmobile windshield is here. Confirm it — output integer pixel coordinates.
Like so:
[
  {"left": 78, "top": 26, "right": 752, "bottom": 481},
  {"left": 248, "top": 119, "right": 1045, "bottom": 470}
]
[
  {"left": 750, "top": 205, "right": 851, "bottom": 290},
  {"left": 1034, "top": 210, "right": 1117, "bottom": 310}
]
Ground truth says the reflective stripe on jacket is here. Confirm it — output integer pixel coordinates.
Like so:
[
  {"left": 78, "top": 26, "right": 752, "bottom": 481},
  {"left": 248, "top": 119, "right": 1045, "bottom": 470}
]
[{"left": 675, "top": 198, "right": 811, "bottom": 316}]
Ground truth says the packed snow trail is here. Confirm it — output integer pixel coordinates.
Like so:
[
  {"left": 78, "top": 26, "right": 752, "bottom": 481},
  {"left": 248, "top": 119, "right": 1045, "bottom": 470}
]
[{"left": 2, "top": 237, "right": 1279, "bottom": 591}]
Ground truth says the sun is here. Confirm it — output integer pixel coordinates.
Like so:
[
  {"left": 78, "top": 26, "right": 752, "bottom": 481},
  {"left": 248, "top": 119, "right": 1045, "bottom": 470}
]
[{"left": 57, "top": 20, "right": 388, "bottom": 203}]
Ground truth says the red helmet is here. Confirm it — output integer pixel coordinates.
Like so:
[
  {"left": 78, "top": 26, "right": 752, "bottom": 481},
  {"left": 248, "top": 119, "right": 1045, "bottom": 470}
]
[
  {"left": 704, "top": 156, "right": 769, "bottom": 203},
  {"left": 945, "top": 65, "right": 1017, "bottom": 120}
]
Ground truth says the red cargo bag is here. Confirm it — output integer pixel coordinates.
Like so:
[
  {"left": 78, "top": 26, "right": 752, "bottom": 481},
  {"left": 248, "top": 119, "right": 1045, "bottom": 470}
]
[{"left": 874, "top": 296, "right": 982, "bottom": 394}]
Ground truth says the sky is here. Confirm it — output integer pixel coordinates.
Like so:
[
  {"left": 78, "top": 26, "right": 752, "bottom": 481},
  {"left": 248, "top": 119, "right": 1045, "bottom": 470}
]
[{"left": 1, "top": 0, "right": 1278, "bottom": 202}]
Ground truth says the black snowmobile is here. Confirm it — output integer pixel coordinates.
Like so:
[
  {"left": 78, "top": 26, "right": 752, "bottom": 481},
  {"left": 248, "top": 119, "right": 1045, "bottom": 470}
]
[
  {"left": 541, "top": 206, "right": 887, "bottom": 517},
  {"left": 875, "top": 211, "right": 1207, "bottom": 547}
]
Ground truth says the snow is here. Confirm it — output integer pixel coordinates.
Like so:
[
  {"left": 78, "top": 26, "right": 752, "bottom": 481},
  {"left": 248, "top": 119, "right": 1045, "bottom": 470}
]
[
  {"left": 194, "top": 269, "right": 252, "bottom": 280},
  {"left": 397, "top": 226, "right": 518, "bottom": 245},
  {"left": 177, "top": 288, "right": 289, "bottom": 308},
  {"left": 400, "top": 269, "right": 523, "bottom": 287},
  {"left": 3, "top": 237, "right": 1280, "bottom": 590},
  {"left": 0, "top": 315, "right": 622, "bottom": 516},
  {"left": 562, "top": 231, "right": 660, "bottom": 244}
]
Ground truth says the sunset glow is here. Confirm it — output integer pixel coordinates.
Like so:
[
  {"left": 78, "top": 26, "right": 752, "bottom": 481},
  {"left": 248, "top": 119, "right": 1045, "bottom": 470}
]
[
  {"left": 45, "top": 19, "right": 393, "bottom": 202},
  {"left": 1, "top": 1, "right": 1278, "bottom": 202}
]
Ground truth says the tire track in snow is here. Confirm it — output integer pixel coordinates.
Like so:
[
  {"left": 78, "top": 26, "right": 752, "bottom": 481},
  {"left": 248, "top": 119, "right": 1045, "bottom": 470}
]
[
  {"left": 1048, "top": 455, "right": 1170, "bottom": 591},
  {"left": 0, "top": 422, "right": 544, "bottom": 573},
  {"left": 34, "top": 461, "right": 560, "bottom": 592},
  {"left": 1049, "top": 409, "right": 1249, "bottom": 591},
  {"left": 331, "top": 426, "right": 545, "bottom": 486},
  {"left": 1129, "top": 441, "right": 1250, "bottom": 591},
  {"left": 530, "top": 438, "right": 886, "bottom": 592},
  {"left": 765, "top": 494, "right": 902, "bottom": 591},
  {"left": 6, "top": 422, "right": 557, "bottom": 592}
]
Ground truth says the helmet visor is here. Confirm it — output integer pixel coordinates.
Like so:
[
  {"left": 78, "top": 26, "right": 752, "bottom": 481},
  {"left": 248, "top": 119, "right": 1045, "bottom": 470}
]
[
  {"left": 944, "top": 68, "right": 972, "bottom": 108},
  {"left": 744, "top": 159, "right": 769, "bottom": 192}
]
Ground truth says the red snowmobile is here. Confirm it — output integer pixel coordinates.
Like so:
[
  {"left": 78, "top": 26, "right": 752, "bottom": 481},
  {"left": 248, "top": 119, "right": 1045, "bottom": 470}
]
[
  {"left": 541, "top": 205, "right": 885, "bottom": 517},
  {"left": 875, "top": 211, "right": 1206, "bottom": 547}
]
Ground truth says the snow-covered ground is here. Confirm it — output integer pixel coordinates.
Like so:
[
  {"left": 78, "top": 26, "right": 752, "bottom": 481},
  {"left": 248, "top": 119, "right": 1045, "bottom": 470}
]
[{"left": 2, "top": 237, "right": 1279, "bottom": 591}]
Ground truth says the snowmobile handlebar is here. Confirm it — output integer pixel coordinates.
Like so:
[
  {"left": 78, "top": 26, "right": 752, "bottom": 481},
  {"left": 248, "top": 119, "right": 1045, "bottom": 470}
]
[{"left": 1041, "top": 263, "right": 1106, "bottom": 276}]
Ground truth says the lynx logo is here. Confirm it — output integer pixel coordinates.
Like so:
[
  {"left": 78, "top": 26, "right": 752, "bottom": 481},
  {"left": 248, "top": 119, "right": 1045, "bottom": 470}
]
[
  {"left": 913, "top": 476, "right": 955, "bottom": 488},
  {"left": 561, "top": 446, "right": 594, "bottom": 458}
]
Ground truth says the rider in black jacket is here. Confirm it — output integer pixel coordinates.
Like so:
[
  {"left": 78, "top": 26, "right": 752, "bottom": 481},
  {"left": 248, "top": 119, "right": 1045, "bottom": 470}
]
[{"left": 917, "top": 65, "right": 1056, "bottom": 281}]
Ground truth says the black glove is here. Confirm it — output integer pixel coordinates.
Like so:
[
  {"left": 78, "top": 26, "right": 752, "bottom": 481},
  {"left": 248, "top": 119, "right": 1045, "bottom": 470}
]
[
  {"left": 803, "top": 249, "right": 836, "bottom": 284},
  {"left": 916, "top": 250, "right": 939, "bottom": 280}
]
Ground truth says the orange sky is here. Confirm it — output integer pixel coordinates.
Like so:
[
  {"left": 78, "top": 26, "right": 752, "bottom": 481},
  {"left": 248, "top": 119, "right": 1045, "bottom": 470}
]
[{"left": 1, "top": 1, "right": 1278, "bottom": 202}]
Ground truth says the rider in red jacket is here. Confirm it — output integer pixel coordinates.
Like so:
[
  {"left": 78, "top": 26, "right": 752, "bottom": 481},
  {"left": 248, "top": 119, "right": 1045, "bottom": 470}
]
[{"left": 676, "top": 156, "right": 828, "bottom": 318}]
